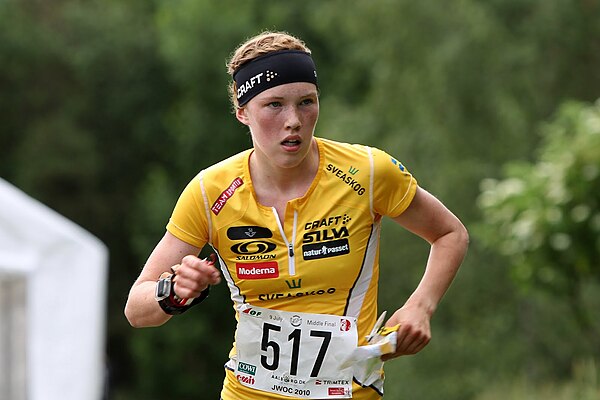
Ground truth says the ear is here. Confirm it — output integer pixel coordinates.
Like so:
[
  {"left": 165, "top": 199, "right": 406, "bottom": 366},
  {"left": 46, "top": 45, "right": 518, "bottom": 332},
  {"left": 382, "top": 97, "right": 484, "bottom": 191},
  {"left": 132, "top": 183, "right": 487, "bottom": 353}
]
[{"left": 236, "top": 107, "right": 250, "bottom": 126}]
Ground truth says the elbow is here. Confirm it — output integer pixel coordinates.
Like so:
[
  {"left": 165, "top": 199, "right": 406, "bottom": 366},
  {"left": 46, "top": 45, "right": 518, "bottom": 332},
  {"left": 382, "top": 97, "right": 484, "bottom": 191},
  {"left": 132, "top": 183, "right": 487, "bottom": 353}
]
[
  {"left": 124, "top": 299, "right": 169, "bottom": 328},
  {"left": 461, "top": 222, "right": 470, "bottom": 244},
  {"left": 125, "top": 316, "right": 142, "bottom": 329},
  {"left": 457, "top": 222, "right": 470, "bottom": 253},
  {"left": 124, "top": 302, "right": 141, "bottom": 328},
  {"left": 124, "top": 300, "right": 150, "bottom": 328}
]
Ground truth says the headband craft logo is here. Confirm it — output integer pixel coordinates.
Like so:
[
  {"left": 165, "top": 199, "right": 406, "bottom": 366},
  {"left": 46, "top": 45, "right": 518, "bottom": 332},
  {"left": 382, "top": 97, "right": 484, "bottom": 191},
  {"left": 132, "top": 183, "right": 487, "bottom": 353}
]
[
  {"left": 236, "top": 70, "right": 279, "bottom": 100},
  {"left": 233, "top": 50, "right": 318, "bottom": 106}
]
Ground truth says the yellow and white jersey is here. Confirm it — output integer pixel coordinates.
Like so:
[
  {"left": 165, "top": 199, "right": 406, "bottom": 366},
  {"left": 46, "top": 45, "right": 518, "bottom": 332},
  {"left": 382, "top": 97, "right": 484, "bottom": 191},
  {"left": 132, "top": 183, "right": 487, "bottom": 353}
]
[{"left": 167, "top": 137, "right": 417, "bottom": 399}]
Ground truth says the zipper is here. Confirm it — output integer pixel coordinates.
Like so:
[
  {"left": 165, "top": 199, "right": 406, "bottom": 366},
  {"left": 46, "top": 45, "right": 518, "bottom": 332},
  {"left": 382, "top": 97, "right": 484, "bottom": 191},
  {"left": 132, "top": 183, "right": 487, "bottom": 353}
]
[{"left": 273, "top": 208, "right": 297, "bottom": 276}]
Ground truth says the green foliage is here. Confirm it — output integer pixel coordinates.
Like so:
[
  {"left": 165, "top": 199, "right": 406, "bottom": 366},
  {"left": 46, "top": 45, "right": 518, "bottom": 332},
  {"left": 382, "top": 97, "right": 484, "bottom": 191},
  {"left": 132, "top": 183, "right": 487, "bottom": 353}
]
[
  {"left": 475, "top": 358, "right": 600, "bottom": 400},
  {"left": 476, "top": 99, "right": 600, "bottom": 385},
  {"left": 126, "top": 302, "right": 236, "bottom": 400},
  {"left": 477, "top": 100, "right": 600, "bottom": 309}
]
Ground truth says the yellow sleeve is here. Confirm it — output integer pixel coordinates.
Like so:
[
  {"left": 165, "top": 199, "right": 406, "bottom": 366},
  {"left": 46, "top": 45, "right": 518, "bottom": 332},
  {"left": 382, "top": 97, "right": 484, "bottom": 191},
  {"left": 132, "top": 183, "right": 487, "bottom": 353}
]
[
  {"left": 371, "top": 147, "right": 418, "bottom": 217},
  {"left": 166, "top": 172, "right": 209, "bottom": 248}
]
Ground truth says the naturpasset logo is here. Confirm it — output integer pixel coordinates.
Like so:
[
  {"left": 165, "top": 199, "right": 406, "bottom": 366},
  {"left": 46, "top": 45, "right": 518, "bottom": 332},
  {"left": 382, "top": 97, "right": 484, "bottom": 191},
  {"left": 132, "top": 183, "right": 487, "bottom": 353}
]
[{"left": 302, "top": 215, "right": 351, "bottom": 260}]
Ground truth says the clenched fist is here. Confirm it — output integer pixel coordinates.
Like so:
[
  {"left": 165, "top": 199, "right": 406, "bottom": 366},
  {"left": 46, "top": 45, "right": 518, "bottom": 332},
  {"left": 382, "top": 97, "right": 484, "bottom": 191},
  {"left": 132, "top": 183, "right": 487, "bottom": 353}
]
[
  {"left": 172, "top": 254, "right": 221, "bottom": 299},
  {"left": 381, "top": 303, "right": 432, "bottom": 361}
]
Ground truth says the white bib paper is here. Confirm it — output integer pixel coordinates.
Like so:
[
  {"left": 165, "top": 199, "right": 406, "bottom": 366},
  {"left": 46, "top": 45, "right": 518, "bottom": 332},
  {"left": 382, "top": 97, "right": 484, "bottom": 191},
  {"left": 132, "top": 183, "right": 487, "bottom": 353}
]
[{"left": 235, "top": 305, "right": 358, "bottom": 398}]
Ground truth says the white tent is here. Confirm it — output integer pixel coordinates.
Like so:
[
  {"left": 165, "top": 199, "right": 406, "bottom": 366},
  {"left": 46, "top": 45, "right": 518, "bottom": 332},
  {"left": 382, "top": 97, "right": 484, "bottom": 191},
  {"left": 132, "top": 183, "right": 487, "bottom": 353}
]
[{"left": 0, "top": 178, "right": 108, "bottom": 400}]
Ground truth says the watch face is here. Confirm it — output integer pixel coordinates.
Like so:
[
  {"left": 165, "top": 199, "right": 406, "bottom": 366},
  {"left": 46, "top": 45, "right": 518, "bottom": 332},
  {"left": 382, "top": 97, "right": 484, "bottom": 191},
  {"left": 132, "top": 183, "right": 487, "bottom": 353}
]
[{"left": 155, "top": 276, "right": 172, "bottom": 301}]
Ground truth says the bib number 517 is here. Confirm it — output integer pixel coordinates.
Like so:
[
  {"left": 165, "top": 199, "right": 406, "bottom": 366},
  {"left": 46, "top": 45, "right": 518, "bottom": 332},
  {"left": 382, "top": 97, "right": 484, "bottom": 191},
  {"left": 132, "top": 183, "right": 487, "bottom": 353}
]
[{"left": 261, "top": 322, "right": 332, "bottom": 377}]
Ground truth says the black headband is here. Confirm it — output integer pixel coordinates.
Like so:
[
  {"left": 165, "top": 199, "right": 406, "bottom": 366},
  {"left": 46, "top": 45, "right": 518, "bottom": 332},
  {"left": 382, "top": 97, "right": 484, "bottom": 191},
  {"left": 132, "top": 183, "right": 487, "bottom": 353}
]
[{"left": 233, "top": 50, "right": 318, "bottom": 106}]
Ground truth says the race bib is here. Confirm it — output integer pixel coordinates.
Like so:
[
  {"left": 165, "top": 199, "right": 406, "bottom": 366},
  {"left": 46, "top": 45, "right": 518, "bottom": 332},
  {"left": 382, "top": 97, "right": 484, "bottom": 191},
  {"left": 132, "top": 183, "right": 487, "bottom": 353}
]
[{"left": 235, "top": 305, "right": 357, "bottom": 398}]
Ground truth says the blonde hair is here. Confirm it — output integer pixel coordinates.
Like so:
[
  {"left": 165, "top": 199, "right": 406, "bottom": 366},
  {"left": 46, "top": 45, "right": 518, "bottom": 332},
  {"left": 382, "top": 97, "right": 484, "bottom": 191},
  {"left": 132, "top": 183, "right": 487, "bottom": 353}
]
[{"left": 226, "top": 31, "right": 311, "bottom": 109}]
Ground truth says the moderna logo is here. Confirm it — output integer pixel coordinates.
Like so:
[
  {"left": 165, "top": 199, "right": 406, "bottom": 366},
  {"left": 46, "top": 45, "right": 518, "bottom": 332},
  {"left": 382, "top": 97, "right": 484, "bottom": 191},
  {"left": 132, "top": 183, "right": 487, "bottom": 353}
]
[
  {"left": 211, "top": 177, "right": 243, "bottom": 215},
  {"left": 236, "top": 262, "right": 279, "bottom": 279}
]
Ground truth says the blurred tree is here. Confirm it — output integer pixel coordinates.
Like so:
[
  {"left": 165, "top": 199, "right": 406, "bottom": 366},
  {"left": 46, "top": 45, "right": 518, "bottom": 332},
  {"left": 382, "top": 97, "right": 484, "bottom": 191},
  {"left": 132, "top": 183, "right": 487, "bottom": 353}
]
[
  {"left": 306, "top": 1, "right": 600, "bottom": 397},
  {"left": 477, "top": 99, "right": 600, "bottom": 373},
  {"left": 0, "top": 0, "right": 177, "bottom": 396}
]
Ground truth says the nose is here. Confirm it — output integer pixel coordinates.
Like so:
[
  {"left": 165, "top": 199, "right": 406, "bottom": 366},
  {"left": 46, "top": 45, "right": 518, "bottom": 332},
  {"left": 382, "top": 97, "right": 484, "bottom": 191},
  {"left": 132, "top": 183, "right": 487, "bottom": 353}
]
[{"left": 285, "top": 106, "right": 301, "bottom": 131}]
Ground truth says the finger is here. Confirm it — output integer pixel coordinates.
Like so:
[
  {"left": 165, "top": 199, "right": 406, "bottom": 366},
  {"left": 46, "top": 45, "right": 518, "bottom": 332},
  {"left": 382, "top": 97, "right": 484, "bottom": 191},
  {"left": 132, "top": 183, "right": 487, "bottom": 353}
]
[
  {"left": 174, "top": 263, "right": 220, "bottom": 295},
  {"left": 402, "top": 328, "right": 431, "bottom": 353},
  {"left": 381, "top": 328, "right": 412, "bottom": 361},
  {"left": 174, "top": 264, "right": 203, "bottom": 281},
  {"left": 403, "top": 334, "right": 430, "bottom": 355},
  {"left": 380, "top": 340, "right": 418, "bottom": 361},
  {"left": 394, "top": 325, "right": 414, "bottom": 351},
  {"left": 392, "top": 327, "right": 428, "bottom": 356},
  {"left": 180, "top": 256, "right": 221, "bottom": 283},
  {"left": 172, "top": 277, "right": 207, "bottom": 299},
  {"left": 181, "top": 255, "right": 204, "bottom": 269},
  {"left": 198, "top": 258, "right": 221, "bottom": 284}
]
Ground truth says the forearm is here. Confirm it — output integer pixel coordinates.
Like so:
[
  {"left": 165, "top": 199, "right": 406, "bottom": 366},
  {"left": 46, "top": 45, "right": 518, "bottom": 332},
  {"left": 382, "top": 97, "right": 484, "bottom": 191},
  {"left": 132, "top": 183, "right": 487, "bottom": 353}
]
[
  {"left": 124, "top": 232, "right": 206, "bottom": 327},
  {"left": 405, "top": 228, "right": 469, "bottom": 316},
  {"left": 386, "top": 187, "right": 468, "bottom": 358},
  {"left": 124, "top": 280, "right": 172, "bottom": 328}
]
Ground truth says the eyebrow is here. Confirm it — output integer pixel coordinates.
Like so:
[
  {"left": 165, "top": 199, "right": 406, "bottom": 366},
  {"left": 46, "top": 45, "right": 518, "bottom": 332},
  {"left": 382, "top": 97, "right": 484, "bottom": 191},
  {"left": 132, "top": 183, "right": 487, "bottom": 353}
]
[{"left": 263, "top": 92, "right": 318, "bottom": 101}]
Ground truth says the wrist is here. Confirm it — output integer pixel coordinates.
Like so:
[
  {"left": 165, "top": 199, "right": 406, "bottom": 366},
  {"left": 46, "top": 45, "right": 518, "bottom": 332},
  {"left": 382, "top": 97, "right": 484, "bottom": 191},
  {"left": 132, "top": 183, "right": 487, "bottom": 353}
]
[
  {"left": 155, "top": 272, "right": 209, "bottom": 315},
  {"left": 404, "top": 294, "right": 437, "bottom": 318}
]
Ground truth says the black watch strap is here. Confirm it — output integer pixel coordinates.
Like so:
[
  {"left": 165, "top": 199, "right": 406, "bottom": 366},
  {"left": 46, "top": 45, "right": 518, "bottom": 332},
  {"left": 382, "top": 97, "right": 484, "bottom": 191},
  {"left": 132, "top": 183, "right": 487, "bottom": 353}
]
[
  {"left": 156, "top": 254, "right": 216, "bottom": 315},
  {"left": 156, "top": 274, "right": 211, "bottom": 315},
  {"left": 158, "top": 286, "right": 210, "bottom": 315}
]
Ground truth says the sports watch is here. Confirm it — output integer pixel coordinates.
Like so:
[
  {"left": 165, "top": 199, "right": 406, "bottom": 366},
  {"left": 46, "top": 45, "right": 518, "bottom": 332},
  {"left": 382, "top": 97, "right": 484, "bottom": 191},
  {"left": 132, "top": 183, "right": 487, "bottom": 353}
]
[{"left": 155, "top": 256, "right": 214, "bottom": 315}]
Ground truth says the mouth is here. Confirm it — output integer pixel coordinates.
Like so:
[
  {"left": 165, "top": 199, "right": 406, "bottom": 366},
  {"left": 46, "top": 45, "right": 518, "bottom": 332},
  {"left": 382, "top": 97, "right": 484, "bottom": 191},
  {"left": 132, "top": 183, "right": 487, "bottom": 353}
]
[{"left": 281, "top": 137, "right": 302, "bottom": 148}]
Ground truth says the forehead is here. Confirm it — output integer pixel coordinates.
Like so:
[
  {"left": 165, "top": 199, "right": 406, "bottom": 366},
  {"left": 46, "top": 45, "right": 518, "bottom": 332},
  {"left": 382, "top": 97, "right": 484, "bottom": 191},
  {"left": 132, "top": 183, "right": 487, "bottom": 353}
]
[{"left": 252, "top": 82, "right": 318, "bottom": 101}]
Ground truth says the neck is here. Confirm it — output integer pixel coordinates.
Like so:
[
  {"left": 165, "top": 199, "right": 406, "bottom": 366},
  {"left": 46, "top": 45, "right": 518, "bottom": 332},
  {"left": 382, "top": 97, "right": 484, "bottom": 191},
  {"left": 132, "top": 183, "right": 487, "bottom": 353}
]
[{"left": 250, "top": 140, "right": 319, "bottom": 201}]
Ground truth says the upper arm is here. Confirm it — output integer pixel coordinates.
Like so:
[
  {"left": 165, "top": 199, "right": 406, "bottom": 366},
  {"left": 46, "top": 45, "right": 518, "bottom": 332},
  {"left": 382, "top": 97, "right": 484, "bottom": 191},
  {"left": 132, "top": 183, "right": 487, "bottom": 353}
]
[
  {"left": 134, "top": 231, "right": 202, "bottom": 285},
  {"left": 391, "top": 187, "right": 466, "bottom": 244},
  {"left": 370, "top": 147, "right": 418, "bottom": 217}
]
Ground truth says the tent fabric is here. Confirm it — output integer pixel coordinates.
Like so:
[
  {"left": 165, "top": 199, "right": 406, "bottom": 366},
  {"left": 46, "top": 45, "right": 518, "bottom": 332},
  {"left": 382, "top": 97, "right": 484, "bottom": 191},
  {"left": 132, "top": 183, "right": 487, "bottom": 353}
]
[
  {"left": 0, "top": 178, "right": 108, "bottom": 400},
  {"left": 0, "top": 276, "right": 27, "bottom": 400}
]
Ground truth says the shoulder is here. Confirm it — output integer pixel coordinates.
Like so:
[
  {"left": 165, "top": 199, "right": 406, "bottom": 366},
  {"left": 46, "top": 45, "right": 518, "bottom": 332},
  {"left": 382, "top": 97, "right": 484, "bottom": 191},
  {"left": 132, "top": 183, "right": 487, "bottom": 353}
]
[
  {"left": 318, "top": 137, "right": 401, "bottom": 171},
  {"left": 200, "top": 149, "right": 251, "bottom": 182},
  {"left": 317, "top": 137, "right": 369, "bottom": 154},
  {"left": 317, "top": 137, "right": 372, "bottom": 167}
]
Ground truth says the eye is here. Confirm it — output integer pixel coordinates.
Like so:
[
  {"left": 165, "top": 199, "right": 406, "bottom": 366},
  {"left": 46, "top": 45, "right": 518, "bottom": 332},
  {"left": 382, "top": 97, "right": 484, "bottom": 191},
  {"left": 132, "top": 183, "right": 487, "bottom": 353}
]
[
  {"left": 267, "top": 101, "right": 282, "bottom": 108},
  {"left": 300, "top": 98, "right": 315, "bottom": 106}
]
